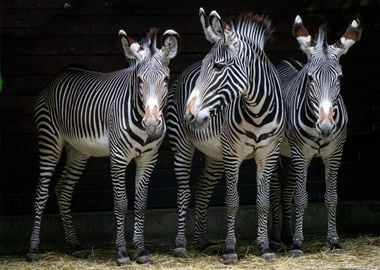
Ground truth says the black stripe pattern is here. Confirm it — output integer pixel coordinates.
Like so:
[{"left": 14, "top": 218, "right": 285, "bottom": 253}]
[{"left": 166, "top": 9, "right": 284, "bottom": 263}]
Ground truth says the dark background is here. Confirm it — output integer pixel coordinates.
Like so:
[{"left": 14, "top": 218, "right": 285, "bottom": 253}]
[{"left": 1, "top": 0, "right": 379, "bottom": 216}]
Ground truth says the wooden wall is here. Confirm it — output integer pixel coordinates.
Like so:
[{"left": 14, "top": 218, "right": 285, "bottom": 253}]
[{"left": 1, "top": 0, "right": 379, "bottom": 215}]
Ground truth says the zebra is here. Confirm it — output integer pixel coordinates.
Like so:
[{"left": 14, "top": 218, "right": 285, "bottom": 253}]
[
  {"left": 166, "top": 8, "right": 284, "bottom": 264},
  {"left": 26, "top": 28, "right": 180, "bottom": 265},
  {"left": 270, "top": 16, "right": 361, "bottom": 257}
]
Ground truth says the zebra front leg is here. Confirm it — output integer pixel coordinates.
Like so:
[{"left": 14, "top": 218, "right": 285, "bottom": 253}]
[
  {"left": 110, "top": 156, "right": 130, "bottom": 266},
  {"left": 289, "top": 154, "right": 309, "bottom": 257},
  {"left": 173, "top": 146, "right": 195, "bottom": 258},
  {"left": 323, "top": 153, "right": 343, "bottom": 252},
  {"left": 194, "top": 157, "right": 224, "bottom": 251},
  {"left": 133, "top": 153, "right": 158, "bottom": 264},
  {"left": 27, "top": 136, "right": 63, "bottom": 261},
  {"left": 222, "top": 156, "right": 241, "bottom": 265},
  {"left": 56, "top": 147, "right": 89, "bottom": 258}
]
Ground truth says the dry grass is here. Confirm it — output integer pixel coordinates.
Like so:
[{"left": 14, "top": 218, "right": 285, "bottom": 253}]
[{"left": 1, "top": 235, "right": 379, "bottom": 270}]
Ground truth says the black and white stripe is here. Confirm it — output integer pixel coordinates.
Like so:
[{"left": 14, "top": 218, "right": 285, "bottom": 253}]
[
  {"left": 166, "top": 9, "right": 284, "bottom": 264},
  {"left": 27, "top": 28, "right": 180, "bottom": 265},
  {"left": 270, "top": 16, "right": 361, "bottom": 256}
]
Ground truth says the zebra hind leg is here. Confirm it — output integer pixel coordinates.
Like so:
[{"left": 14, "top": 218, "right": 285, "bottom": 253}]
[
  {"left": 172, "top": 145, "right": 195, "bottom": 258},
  {"left": 193, "top": 157, "right": 223, "bottom": 253},
  {"left": 56, "top": 147, "right": 89, "bottom": 258},
  {"left": 269, "top": 163, "right": 282, "bottom": 252},
  {"left": 27, "top": 125, "right": 63, "bottom": 261}
]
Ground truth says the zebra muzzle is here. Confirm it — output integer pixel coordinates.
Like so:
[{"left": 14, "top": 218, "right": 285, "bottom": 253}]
[
  {"left": 317, "top": 101, "right": 335, "bottom": 137},
  {"left": 142, "top": 106, "right": 163, "bottom": 138}
]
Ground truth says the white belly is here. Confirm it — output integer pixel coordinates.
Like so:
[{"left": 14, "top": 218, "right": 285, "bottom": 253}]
[{"left": 65, "top": 135, "right": 110, "bottom": 157}]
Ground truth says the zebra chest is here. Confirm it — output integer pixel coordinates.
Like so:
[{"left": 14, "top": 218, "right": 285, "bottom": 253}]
[
  {"left": 64, "top": 135, "right": 110, "bottom": 157},
  {"left": 193, "top": 137, "right": 223, "bottom": 159}
]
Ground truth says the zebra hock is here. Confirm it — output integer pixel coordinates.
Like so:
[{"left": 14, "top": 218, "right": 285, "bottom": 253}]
[
  {"left": 167, "top": 8, "right": 284, "bottom": 264},
  {"left": 26, "top": 28, "right": 180, "bottom": 265},
  {"left": 270, "top": 16, "right": 361, "bottom": 257}
]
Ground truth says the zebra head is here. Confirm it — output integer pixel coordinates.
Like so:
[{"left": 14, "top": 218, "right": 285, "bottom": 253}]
[
  {"left": 184, "top": 8, "right": 249, "bottom": 129},
  {"left": 119, "top": 28, "right": 180, "bottom": 138},
  {"left": 293, "top": 16, "right": 361, "bottom": 137}
]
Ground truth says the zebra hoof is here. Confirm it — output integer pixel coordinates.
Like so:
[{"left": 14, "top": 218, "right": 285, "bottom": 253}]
[
  {"left": 194, "top": 238, "right": 210, "bottom": 250},
  {"left": 202, "top": 244, "right": 220, "bottom": 255},
  {"left": 116, "top": 256, "right": 131, "bottom": 266},
  {"left": 289, "top": 249, "right": 304, "bottom": 257},
  {"left": 330, "top": 243, "right": 344, "bottom": 253},
  {"left": 26, "top": 251, "right": 39, "bottom": 262},
  {"left": 136, "top": 254, "right": 152, "bottom": 264},
  {"left": 261, "top": 248, "right": 275, "bottom": 262},
  {"left": 173, "top": 247, "right": 189, "bottom": 258},
  {"left": 223, "top": 253, "right": 238, "bottom": 265},
  {"left": 269, "top": 241, "right": 281, "bottom": 252},
  {"left": 136, "top": 250, "right": 152, "bottom": 264}
]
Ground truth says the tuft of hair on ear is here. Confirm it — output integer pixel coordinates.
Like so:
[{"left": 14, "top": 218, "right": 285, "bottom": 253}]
[
  {"left": 292, "top": 15, "right": 310, "bottom": 38},
  {"left": 342, "top": 19, "right": 362, "bottom": 42}
]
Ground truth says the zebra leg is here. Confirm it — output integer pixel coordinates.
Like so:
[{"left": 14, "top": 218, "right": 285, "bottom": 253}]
[
  {"left": 322, "top": 152, "right": 343, "bottom": 252},
  {"left": 193, "top": 157, "right": 224, "bottom": 251},
  {"left": 133, "top": 153, "right": 158, "bottom": 264},
  {"left": 222, "top": 156, "right": 241, "bottom": 265},
  {"left": 55, "top": 147, "right": 89, "bottom": 258},
  {"left": 289, "top": 154, "right": 309, "bottom": 257},
  {"left": 281, "top": 160, "right": 297, "bottom": 245},
  {"left": 26, "top": 132, "right": 63, "bottom": 261},
  {"left": 173, "top": 145, "right": 195, "bottom": 258},
  {"left": 110, "top": 155, "right": 131, "bottom": 266},
  {"left": 269, "top": 162, "right": 282, "bottom": 251},
  {"left": 255, "top": 151, "right": 279, "bottom": 261}
]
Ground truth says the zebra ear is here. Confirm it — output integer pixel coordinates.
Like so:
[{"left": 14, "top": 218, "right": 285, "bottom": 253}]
[
  {"left": 293, "top": 15, "right": 314, "bottom": 56},
  {"left": 119, "top": 29, "right": 144, "bottom": 61},
  {"left": 160, "top": 29, "right": 180, "bottom": 60},
  {"left": 332, "top": 19, "right": 361, "bottom": 56},
  {"left": 199, "top": 7, "right": 219, "bottom": 43},
  {"left": 209, "top": 10, "right": 226, "bottom": 43}
]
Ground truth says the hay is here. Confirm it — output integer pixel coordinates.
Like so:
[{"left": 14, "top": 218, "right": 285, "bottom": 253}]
[{"left": 1, "top": 235, "right": 379, "bottom": 270}]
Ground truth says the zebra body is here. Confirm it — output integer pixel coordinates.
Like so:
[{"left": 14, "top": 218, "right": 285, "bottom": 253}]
[
  {"left": 167, "top": 9, "right": 284, "bottom": 264},
  {"left": 270, "top": 16, "right": 361, "bottom": 256},
  {"left": 27, "top": 29, "right": 180, "bottom": 265}
]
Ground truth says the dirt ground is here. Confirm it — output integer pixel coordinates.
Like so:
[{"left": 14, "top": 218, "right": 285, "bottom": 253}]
[{"left": 1, "top": 235, "right": 379, "bottom": 270}]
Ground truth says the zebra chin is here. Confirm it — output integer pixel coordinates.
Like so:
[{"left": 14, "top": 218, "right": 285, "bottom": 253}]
[
  {"left": 316, "top": 120, "right": 335, "bottom": 137},
  {"left": 144, "top": 123, "right": 164, "bottom": 140},
  {"left": 189, "top": 111, "right": 211, "bottom": 130}
]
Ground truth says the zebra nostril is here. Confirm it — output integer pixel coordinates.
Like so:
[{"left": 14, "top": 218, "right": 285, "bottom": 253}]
[
  {"left": 184, "top": 111, "right": 195, "bottom": 122},
  {"left": 142, "top": 119, "right": 147, "bottom": 128}
]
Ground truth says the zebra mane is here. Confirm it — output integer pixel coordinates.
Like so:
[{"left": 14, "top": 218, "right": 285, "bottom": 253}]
[
  {"left": 315, "top": 24, "right": 328, "bottom": 48},
  {"left": 230, "top": 13, "right": 273, "bottom": 50},
  {"left": 141, "top": 27, "right": 160, "bottom": 56}
]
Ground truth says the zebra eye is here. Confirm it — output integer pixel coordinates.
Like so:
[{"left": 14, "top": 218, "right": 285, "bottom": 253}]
[
  {"left": 213, "top": 61, "right": 225, "bottom": 71},
  {"left": 164, "top": 76, "right": 169, "bottom": 84},
  {"left": 307, "top": 74, "right": 314, "bottom": 83}
]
